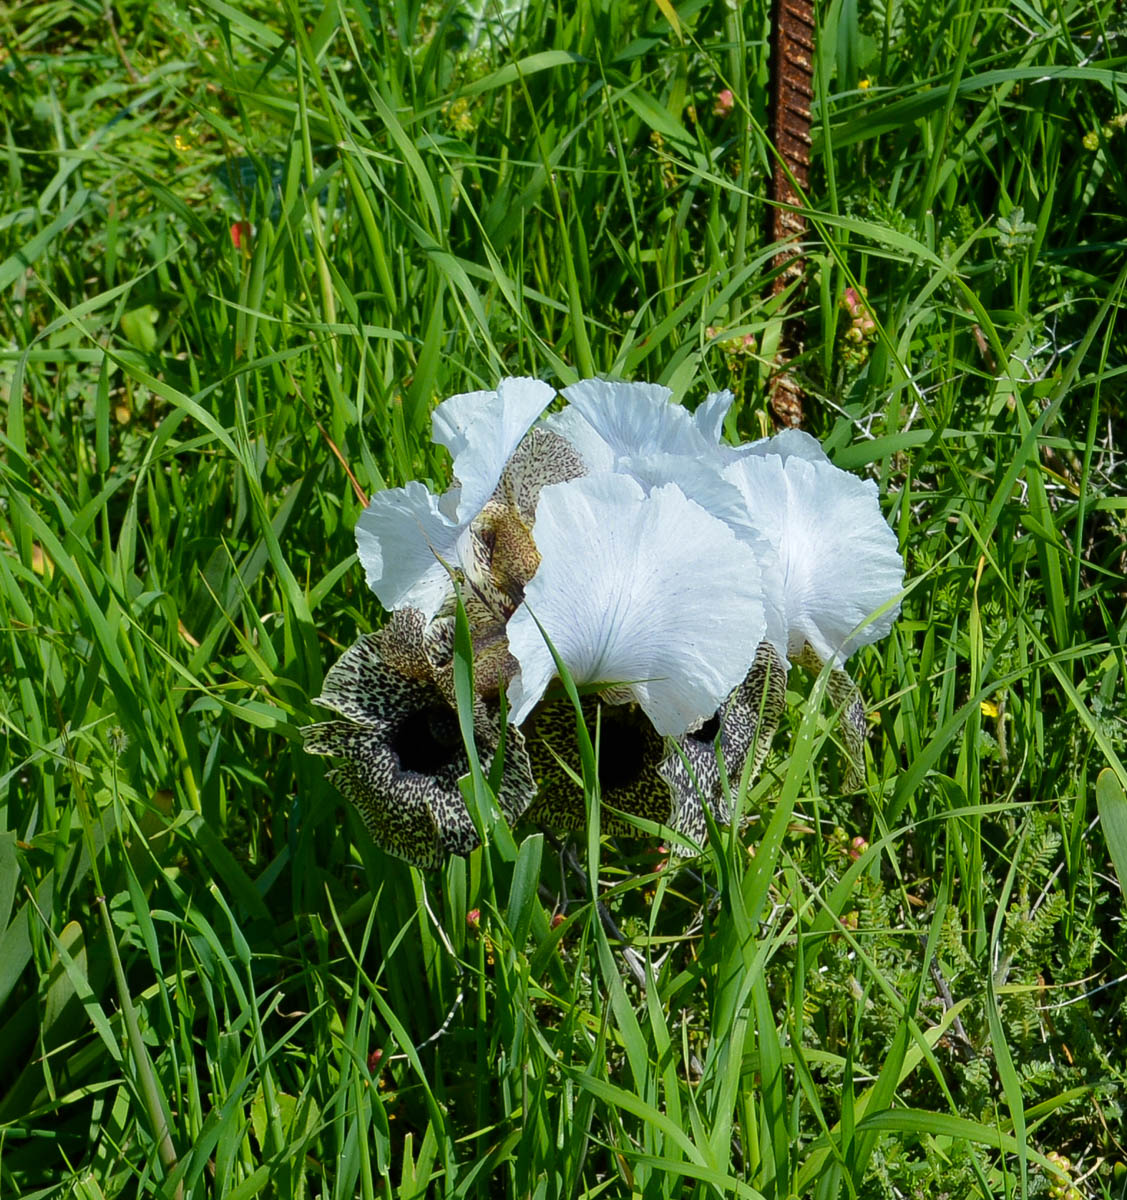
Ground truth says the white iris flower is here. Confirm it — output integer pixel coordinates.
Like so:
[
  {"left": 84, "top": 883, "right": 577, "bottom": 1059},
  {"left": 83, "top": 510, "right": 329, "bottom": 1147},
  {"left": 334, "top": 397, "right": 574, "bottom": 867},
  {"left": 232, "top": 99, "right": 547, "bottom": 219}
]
[
  {"left": 355, "top": 377, "right": 555, "bottom": 619},
  {"left": 314, "top": 373, "right": 909, "bottom": 862},
  {"left": 505, "top": 473, "right": 768, "bottom": 737}
]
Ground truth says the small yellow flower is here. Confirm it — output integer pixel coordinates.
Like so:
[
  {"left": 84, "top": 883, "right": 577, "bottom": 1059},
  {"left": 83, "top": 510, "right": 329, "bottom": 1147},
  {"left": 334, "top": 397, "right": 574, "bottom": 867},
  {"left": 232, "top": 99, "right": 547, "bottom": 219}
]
[
  {"left": 858, "top": 78, "right": 871, "bottom": 90},
  {"left": 980, "top": 700, "right": 999, "bottom": 718},
  {"left": 173, "top": 133, "right": 191, "bottom": 153}
]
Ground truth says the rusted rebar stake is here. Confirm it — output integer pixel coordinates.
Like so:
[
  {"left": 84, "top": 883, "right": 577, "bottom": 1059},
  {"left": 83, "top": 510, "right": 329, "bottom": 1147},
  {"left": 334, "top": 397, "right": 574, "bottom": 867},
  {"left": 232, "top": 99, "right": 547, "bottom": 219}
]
[{"left": 767, "top": 0, "right": 815, "bottom": 429}]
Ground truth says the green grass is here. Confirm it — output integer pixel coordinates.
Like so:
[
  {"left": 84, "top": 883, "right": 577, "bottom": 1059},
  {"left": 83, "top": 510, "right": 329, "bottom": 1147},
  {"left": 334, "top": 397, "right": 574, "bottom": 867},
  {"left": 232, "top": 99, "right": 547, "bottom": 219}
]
[{"left": 2, "top": 0, "right": 1127, "bottom": 1195}]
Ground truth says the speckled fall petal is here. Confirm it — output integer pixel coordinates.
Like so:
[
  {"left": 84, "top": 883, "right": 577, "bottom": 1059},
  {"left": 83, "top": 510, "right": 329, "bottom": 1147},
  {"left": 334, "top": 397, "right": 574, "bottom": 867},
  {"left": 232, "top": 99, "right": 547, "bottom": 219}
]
[
  {"left": 459, "top": 427, "right": 587, "bottom": 617},
  {"left": 521, "top": 697, "right": 670, "bottom": 834},
  {"left": 791, "top": 642, "right": 868, "bottom": 791},
  {"left": 304, "top": 629, "right": 535, "bottom": 867},
  {"left": 659, "top": 642, "right": 788, "bottom": 847}
]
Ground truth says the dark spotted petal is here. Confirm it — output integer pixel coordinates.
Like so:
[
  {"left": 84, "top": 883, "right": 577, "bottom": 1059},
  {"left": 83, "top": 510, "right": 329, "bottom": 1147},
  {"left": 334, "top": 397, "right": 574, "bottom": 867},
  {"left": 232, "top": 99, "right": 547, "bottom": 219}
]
[
  {"left": 375, "top": 608, "right": 436, "bottom": 681},
  {"left": 328, "top": 758, "right": 445, "bottom": 870},
  {"left": 489, "top": 722, "right": 537, "bottom": 827},
  {"left": 660, "top": 642, "right": 788, "bottom": 845},
  {"left": 827, "top": 667, "right": 867, "bottom": 792},
  {"left": 496, "top": 426, "right": 586, "bottom": 523},
  {"left": 792, "top": 643, "right": 868, "bottom": 790},
  {"left": 459, "top": 428, "right": 585, "bottom": 622},
  {"left": 462, "top": 499, "right": 540, "bottom": 613},
  {"left": 314, "top": 633, "right": 418, "bottom": 724},
  {"left": 305, "top": 719, "right": 451, "bottom": 869},
  {"left": 523, "top": 697, "right": 669, "bottom": 834},
  {"left": 305, "top": 633, "right": 537, "bottom": 868}
]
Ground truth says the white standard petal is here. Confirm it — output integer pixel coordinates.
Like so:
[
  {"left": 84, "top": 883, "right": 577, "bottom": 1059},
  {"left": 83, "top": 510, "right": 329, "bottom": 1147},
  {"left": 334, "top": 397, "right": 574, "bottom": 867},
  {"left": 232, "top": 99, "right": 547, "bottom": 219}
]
[
  {"left": 432, "top": 377, "right": 557, "bottom": 523},
  {"left": 692, "top": 390, "right": 736, "bottom": 444},
  {"left": 615, "top": 451, "right": 788, "bottom": 669},
  {"left": 616, "top": 452, "right": 761, "bottom": 545},
  {"left": 560, "top": 378, "right": 710, "bottom": 461},
  {"left": 430, "top": 388, "right": 495, "bottom": 461},
  {"left": 540, "top": 405, "right": 617, "bottom": 474},
  {"left": 691, "top": 390, "right": 776, "bottom": 464},
  {"left": 739, "top": 426, "right": 831, "bottom": 465},
  {"left": 506, "top": 474, "right": 767, "bottom": 737},
  {"left": 724, "top": 454, "right": 903, "bottom": 664},
  {"left": 355, "top": 481, "right": 460, "bottom": 619}
]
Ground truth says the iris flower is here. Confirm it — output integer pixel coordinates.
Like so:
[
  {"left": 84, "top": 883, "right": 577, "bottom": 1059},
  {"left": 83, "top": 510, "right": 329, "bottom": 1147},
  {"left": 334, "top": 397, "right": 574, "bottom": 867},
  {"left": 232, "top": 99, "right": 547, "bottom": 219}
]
[{"left": 311, "top": 375, "right": 905, "bottom": 866}]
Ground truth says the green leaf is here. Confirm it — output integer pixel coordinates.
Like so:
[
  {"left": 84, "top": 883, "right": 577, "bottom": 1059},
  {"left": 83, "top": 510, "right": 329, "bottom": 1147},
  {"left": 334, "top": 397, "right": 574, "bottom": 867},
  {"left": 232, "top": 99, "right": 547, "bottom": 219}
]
[
  {"left": 456, "top": 50, "right": 584, "bottom": 98},
  {"left": 505, "top": 833, "right": 544, "bottom": 947},
  {"left": 1096, "top": 768, "right": 1127, "bottom": 893},
  {"left": 0, "top": 189, "right": 89, "bottom": 292},
  {"left": 654, "top": 0, "right": 683, "bottom": 42},
  {"left": 617, "top": 86, "right": 695, "bottom": 147},
  {"left": 0, "top": 832, "right": 17, "bottom": 936},
  {"left": 120, "top": 305, "right": 160, "bottom": 353}
]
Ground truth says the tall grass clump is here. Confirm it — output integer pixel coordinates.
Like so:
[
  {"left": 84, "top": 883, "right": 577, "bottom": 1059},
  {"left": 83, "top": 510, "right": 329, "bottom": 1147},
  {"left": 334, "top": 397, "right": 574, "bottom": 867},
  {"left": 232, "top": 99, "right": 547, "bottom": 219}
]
[{"left": 2, "top": 0, "right": 1126, "bottom": 1196}]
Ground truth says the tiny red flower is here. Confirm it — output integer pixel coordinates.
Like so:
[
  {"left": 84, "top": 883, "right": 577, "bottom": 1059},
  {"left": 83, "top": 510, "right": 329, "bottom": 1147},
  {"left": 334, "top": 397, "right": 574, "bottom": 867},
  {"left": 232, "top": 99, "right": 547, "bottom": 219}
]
[{"left": 230, "top": 221, "right": 252, "bottom": 250}]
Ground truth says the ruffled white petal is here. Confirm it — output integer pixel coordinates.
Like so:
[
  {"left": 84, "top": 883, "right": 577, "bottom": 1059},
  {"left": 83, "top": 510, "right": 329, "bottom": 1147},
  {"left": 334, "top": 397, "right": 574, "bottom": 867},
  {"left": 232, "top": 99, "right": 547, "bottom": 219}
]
[
  {"left": 742, "top": 427, "right": 830, "bottom": 465},
  {"left": 355, "top": 481, "right": 460, "bottom": 619},
  {"left": 540, "top": 405, "right": 617, "bottom": 474},
  {"left": 616, "top": 452, "right": 761, "bottom": 545},
  {"left": 724, "top": 454, "right": 903, "bottom": 664},
  {"left": 431, "top": 389, "right": 495, "bottom": 460},
  {"left": 693, "top": 390, "right": 736, "bottom": 444},
  {"left": 506, "top": 474, "right": 767, "bottom": 736},
  {"left": 432, "top": 377, "right": 556, "bottom": 523},
  {"left": 611, "top": 452, "right": 789, "bottom": 668},
  {"left": 560, "top": 378, "right": 709, "bottom": 461}
]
